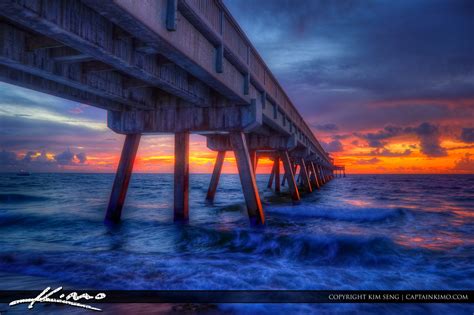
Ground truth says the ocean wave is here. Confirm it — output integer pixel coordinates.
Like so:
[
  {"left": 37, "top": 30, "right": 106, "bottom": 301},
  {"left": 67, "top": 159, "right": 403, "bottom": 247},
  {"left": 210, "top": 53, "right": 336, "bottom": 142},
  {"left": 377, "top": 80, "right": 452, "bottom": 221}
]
[
  {"left": 226, "top": 231, "right": 400, "bottom": 266},
  {"left": 266, "top": 204, "right": 407, "bottom": 223},
  {"left": 0, "top": 193, "right": 49, "bottom": 203},
  {"left": 171, "top": 227, "right": 401, "bottom": 267}
]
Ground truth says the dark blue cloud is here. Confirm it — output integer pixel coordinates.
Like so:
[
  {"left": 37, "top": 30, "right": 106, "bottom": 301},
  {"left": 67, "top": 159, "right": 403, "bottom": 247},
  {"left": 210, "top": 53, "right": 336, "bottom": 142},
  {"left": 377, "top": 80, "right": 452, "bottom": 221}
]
[
  {"left": 460, "top": 128, "right": 474, "bottom": 143},
  {"left": 226, "top": 0, "right": 474, "bottom": 131},
  {"left": 314, "top": 123, "right": 338, "bottom": 132},
  {"left": 322, "top": 140, "right": 343, "bottom": 152}
]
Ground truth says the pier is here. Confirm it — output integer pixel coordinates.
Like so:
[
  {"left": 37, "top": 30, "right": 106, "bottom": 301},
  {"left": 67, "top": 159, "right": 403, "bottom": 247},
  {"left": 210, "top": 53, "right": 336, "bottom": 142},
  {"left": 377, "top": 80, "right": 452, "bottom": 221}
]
[{"left": 0, "top": 0, "right": 341, "bottom": 225}]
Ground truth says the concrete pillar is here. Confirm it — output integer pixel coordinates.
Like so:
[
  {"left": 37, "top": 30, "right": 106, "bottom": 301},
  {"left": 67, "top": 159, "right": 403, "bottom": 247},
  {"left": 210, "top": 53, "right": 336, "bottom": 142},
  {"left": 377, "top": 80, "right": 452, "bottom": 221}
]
[
  {"left": 105, "top": 133, "right": 141, "bottom": 224},
  {"left": 206, "top": 150, "right": 226, "bottom": 202},
  {"left": 274, "top": 155, "right": 280, "bottom": 193},
  {"left": 230, "top": 132, "right": 265, "bottom": 225},
  {"left": 310, "top": 161, "right": 320, "bottom": 189},
  {"left": 317, "top": 164, "right": 326, "bottom": 185},
  {"left": 249, "top": 150, "right": 257, "bottom": 173},
  {"left": 174, "top": 131, "right": 189, "bottom": 222},
  {"left": 282, "top": 161, "right": 296, "bottom": 187},
  {"left": 299, "top": 158, "right": 312, "bottom": 192},
  {"left": 267, "top": 160, "right": 276, "bottom": 189},
  {"left": 280, "top": 150, "right": 300, "bottom": 202}
]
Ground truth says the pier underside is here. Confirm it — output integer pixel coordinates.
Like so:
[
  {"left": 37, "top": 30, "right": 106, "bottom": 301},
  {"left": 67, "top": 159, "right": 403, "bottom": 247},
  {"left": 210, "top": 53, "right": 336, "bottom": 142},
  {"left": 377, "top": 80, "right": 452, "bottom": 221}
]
[{"left": 0, "top": 0, "right": 339, "bottom": 225}]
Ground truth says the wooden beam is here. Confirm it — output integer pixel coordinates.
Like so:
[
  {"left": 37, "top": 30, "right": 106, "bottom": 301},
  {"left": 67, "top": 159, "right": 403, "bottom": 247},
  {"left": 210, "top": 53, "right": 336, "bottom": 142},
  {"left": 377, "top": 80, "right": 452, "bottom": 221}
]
[
  {"left": 280, "top": 151, "right": 300, "bottom": 202},
  {"left": 206, "top": 151, "right": 226, "bottom": 202},
  {"left": 0, "top": 23, "right": 153, "bottom": 110},
  {"left": 0, "top": 65, "right": 123, "bottom": 111},
  {"left": 105, "top": 133, "right": 141, "bottom": 224},
  {"left": 26, "top": 35, "right": 64, "bottom": 50},
  {"left": 0, "top": 0, "right": 209, "bottom": 104},
  {"left": 50, "top": 47, "right": 92, "bottom": 63},
  {"left": 299, "top": 159, "right": 312, "bottom": 192},
  {"left": 230, "top": 132, "right": 265, "bottom": 225},
  {"left": 174, "top": 131, "right": 190, "bottom": 222},
  {"left": 82, "top": 61, "right": 115, "bottom": 73},
  {"left": 122, "top": 76, "right": 150, "bottom": 90}
]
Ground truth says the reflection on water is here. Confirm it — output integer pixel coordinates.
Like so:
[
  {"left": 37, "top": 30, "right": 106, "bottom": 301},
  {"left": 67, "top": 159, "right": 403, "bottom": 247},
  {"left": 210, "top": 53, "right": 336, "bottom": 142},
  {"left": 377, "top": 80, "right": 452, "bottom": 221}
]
[{"left": 0, "top": 173, "right": 473, "bottom": 314}]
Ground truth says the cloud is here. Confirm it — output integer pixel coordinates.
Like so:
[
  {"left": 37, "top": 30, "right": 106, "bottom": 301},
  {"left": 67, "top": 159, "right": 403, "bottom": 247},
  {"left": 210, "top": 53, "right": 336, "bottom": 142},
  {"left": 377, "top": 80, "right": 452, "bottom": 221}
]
[
  {"left": 0, "top": 150, "right": 17, "bottom": 165},
  {"left": 54, "top": 149, "right": 75, "bottom": 165},
  {"left": 355, "top": 158, "right": 381, "bottom": 165},
  {"left": 76, "top": 152, "right": 87, "bottom": 163},
  {"left": 314, "top": 123, "right": 338, "bottom": 131},
  {"left": 355, "top": 122, "right": 447, "bottom": 157},
  {"left": 323, "top": 140, "right": 343, "bottom": 152},
  {"left": 369, "top": 148, "right": 412, "bottom": 157},
  {"left": 453, "top": 153, "right": 474, "bottom": 172},
  {"left": 356, "top": 125, "right": 404, "bottom": 148},
  {"left": 460, "top": 128, "right": 474, "bottom": 143},
  {"left": 0, "top": 148, "right": 89, "bottom": 172},
  {"left": 406, "top": 122, "right": 447, "bottom": 157}
]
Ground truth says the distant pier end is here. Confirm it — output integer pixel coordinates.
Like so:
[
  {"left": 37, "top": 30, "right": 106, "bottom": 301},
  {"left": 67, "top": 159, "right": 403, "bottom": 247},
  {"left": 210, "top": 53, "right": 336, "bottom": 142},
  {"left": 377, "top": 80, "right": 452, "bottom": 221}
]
[{"left": 0, "top": 0, "right": 342, "bottom": 225}]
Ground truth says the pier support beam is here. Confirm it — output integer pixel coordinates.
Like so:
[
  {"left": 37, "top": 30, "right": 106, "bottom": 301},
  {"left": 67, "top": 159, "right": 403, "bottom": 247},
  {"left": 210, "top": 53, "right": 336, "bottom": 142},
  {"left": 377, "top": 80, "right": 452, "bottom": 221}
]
[
  {"left": 230, "top": 132, "right": 265, "bottom": 225},
  {"left": 310, "top": 162, "right": 320, "bottom": 189},
  {"left": 206, "top": 151, "right": 226, "bottom": 202},
  {"left": 105, "top": 133, "right": 141, "bottom": 224},
  {"left": 280, "top": 151, "right": 300, "bottom": 202},
  {"left": 174, "top": 131, "right": 190, "bottom": 222},
  {"left": 299, "top": 159, "right": 312, "bottom": 192},
  {"left": 317, "top": 164, "right": 325, "bottom": 185},
  {"left": 249, "top": 150, "right": 258, "bottom": 173},
  {"left": 267, "top": 160, "right": 276, "bottom": 189},
  {"left": 274, "top": 155, "right": 281, "bottom": 193}
]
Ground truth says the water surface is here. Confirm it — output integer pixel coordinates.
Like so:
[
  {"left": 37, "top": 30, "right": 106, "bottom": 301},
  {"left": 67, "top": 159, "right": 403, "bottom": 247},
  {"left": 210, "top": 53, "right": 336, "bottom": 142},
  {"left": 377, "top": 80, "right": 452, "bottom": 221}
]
[{"left": 0, "top": 173, "right": 472, "bottom": 314}]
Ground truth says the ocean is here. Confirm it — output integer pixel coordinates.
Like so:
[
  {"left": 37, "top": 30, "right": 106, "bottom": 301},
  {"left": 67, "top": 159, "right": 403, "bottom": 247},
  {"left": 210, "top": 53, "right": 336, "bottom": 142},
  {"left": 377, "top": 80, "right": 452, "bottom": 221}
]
[{"left": 0, "top": 173, "right": 472, "bottom": 314}]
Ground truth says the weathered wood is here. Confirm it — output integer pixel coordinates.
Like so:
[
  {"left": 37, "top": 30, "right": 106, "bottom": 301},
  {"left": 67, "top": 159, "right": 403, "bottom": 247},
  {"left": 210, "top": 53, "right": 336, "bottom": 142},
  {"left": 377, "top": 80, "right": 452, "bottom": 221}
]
[
  {"left": 0, "top": 65, "right": 123, "bottom": 111},
  {"left": 280, "top": 151, "right": 300, "bottom": 202},
  {"left": 108, "top": 101, "right": 261, "bottom": 134},
  {"left": 274, "top": 155, "right": 281, "bottom": 193},
  {"left": 207, "top": 134, "right": 297, "bottom": 152},
  {"left": 0, "top": 23, "right": 151, "bottom": 110},
  {"left": 50, "top": 47, "right": 92, "bottom": 63},
  {"left": 0, "top": 0, "right": 210, "bottom": 104},
  {"left": 105, "top": 133, "right": 141, "bottom": 224},
  {"left": 174, "top": 131, "right": 190, "bottom": 222},
  {"left": 82, "top": 60, "right": 115, "bottom": 73},
  {"left": 230, "top": 132, "right": 265, "bottom": 225},
  {"left": 299, "top": 159, "right": 312, "bottom": 192},
  {"left": 206, "top": 151, "right": 226, "bottom": 202},
  {"left": 26, "top": 35, "right": 64, "bottom": 51}
]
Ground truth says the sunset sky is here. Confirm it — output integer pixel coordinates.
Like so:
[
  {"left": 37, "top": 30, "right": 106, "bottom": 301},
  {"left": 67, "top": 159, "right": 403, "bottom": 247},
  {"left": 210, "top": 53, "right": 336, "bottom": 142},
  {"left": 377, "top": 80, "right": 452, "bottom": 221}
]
[{"left": 0, "top": 0, "right": 473, "bottom": 174}]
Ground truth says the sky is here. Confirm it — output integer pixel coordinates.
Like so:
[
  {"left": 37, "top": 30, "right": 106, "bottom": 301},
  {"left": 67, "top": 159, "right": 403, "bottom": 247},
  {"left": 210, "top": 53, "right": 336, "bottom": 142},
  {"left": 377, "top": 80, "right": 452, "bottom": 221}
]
[{"left": 0, "top": 0, "right": 473, "bottom": 174}]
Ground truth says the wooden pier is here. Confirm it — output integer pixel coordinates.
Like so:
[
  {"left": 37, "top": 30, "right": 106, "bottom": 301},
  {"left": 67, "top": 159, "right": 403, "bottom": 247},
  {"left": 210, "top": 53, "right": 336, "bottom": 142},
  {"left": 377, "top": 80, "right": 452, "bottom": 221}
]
[{"left": 0, "top": 0, "right": 342, "bottom": 225}]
